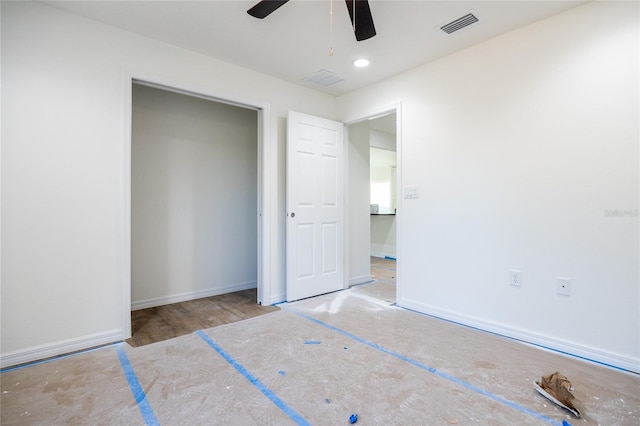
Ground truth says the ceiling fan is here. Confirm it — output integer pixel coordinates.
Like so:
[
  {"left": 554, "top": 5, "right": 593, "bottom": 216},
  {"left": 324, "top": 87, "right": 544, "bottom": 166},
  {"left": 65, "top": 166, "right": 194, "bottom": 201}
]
[{"left": 247, "top": 0, "right": 376, "bottom": 41}]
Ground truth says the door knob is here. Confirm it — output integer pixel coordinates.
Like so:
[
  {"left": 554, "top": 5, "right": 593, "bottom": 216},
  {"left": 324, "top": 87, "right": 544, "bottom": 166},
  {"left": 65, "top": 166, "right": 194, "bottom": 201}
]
[{"left": 291, "top": 212, "right": 295, "bottom": 218}]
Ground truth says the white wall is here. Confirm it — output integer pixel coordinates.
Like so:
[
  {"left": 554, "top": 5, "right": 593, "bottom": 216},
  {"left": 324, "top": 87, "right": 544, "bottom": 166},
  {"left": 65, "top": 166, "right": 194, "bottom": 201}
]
[
  {"left": 131, "top": 84, "right": 257, "bottom": 308},
  {"left": 371, "top": 215, "right": 396, "bottom": 259},
  {"left": 1, "top": 1, "right": 336, "bottom": 366},
  {"left": 338, "top": 1, "right": 639, "bottom": 372},
  {"left": 347, "top": 121, "right": 372, "bottom": 285}
]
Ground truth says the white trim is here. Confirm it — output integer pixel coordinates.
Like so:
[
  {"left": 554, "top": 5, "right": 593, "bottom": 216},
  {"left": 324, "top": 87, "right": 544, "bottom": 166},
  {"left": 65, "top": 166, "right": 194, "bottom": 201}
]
[
  {"left": 130, "top": 73, "right": 264, "bottom": 112},
  {"left": 394, "top": 103, "right": 404, "bottom": 303},
  {"left": 120, "top": 74, "right": 133, "bottom": 340},
  {"left": 343, "top": 122, "right": 350, "bottom": 291},
  {"left": 131, "top": 282, "right": 258, "bottom": 311},
  {"left": 398, "top": 297, "right": 640, "bottom": 374},
  {"left": 257, "top": 104, "right": 272, "bottom": 306},
  {"left": 122, "top": 72, "right": 272, "bottom": 338},
  {"left": 0, "top": 329, "right": 122, "bottom": 369},
  {"left": 342, "top": 102, "right": 403, "bottom": 129}
]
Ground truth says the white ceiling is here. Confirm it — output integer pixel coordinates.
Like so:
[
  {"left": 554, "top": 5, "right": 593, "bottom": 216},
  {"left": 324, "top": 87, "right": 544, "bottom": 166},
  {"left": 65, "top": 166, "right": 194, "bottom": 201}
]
[{"left": 45, "top": 0, "right": 586, "bottom": 96}]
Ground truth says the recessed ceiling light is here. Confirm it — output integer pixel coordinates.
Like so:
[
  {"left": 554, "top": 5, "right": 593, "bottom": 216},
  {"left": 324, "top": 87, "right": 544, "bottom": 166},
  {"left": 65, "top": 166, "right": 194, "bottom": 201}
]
[{"left": 353, "top": 58, "right": 370, "bottom": 68}]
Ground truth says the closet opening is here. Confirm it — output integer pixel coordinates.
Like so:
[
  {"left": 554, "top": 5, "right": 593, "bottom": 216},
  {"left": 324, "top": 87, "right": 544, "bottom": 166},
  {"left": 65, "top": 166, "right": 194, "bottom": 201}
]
[{"left": 127, "top": 81, "right": 272, "bottom": 345}]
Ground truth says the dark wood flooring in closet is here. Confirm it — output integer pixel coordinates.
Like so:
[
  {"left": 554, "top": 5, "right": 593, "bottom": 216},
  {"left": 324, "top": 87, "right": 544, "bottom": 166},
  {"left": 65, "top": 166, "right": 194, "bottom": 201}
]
[{"left": 126, "top": 289, "right": 279, "bottom": 347}]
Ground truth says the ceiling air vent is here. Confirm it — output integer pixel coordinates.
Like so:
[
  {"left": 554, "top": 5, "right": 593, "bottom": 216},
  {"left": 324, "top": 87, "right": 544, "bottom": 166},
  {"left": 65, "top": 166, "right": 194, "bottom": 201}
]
[
  {"left": 303, "top": 69, "right": 344, "bottom": 88},
  {"left": 440, "top": 13, "right": 479, "bottom": 34}
]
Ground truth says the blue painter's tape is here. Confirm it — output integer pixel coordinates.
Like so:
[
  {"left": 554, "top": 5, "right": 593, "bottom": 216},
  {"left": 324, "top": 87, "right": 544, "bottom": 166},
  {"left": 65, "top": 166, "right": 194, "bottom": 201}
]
[
  {"left": 304, "top": 340, "right": 321, "bottom": 345},
  {"left": 196, "top": 330, "right": 309, "bottom": 426},
  {"left": 282, "top": 307, "right": 563, "bottom": 426},
  {"left": 116, "top": 345, "right": 159, "bottom": 426},
  {"left": 384, "top": 256, "right": 396, "bottom": 260}
]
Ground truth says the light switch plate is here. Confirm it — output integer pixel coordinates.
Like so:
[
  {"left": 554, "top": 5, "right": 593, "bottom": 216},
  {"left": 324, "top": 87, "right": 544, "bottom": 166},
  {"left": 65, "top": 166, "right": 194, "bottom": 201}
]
[{"left": 403, "top": 186, "right": 419, "bottom": 199}]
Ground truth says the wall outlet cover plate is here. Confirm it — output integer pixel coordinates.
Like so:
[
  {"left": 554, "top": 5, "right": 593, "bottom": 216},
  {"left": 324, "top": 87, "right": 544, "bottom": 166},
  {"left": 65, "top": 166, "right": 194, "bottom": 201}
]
[{"left": 557, "top": 277, "right": 571, "bottom": 296}]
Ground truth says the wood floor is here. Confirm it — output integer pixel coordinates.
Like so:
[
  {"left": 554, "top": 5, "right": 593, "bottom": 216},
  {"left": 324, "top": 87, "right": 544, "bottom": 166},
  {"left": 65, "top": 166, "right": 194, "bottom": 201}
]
[
  {"left": 126, "top": 289, "right": 279, "bottom": 347},
  {"left": 371, "top": 256, "right": 396, "bottom": 284}
]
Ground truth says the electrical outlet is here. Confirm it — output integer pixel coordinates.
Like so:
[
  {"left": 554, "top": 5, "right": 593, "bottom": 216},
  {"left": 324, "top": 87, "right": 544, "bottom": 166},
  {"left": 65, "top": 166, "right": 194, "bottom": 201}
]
[
  {"left": 510, "top": 270, "right": 522, "bottom": 287},
  {"left": 557, "top": 277, "right": 571, "bottom": 296}
]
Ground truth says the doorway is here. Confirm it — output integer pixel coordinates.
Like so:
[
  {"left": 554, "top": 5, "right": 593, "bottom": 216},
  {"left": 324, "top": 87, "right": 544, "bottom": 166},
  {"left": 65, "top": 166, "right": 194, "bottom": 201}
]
[
  {"left": 125, "top": 80, "right": 269, "bottom": 341},
  {"left": 346, "top": 107, "right": 400, "bottom": 294},
  {"left": 368, "top": 112, "right": 398, "bottom": 276}
]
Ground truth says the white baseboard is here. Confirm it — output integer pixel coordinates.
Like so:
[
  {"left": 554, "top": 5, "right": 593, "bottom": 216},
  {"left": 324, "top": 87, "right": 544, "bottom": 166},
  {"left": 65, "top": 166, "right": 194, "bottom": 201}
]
[
  {"left": 1, "top": 329, "right": 122, "bottom": 369},
  {"left": 397, "top": 297, "right": 640, "bottom": 374},
  {"left": 349, "top": 275, "right": 374, "bottom": 286},
  {"left": 131, "top": 281, "right": 257, "bottom": 311}
]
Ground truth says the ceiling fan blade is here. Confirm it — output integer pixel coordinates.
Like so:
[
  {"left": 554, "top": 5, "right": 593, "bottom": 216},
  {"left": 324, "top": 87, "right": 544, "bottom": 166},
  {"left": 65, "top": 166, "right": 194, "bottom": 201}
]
[
  {"left": 344, "top": 0, "right": 376, "bottom": 41},
  {"left": 247, "top": 0, "right": 289, "bottom": 19}
]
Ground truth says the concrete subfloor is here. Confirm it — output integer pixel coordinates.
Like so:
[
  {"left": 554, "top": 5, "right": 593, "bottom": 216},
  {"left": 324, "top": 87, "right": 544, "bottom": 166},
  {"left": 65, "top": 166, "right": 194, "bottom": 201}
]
[{"left": 2, "top": 282, "right": 638, "bottom": 425}]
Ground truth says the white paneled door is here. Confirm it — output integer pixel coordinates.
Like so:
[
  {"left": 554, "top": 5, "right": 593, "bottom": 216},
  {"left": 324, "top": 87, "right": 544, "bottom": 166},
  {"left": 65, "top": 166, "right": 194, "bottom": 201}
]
[{"left": 286, "top": 111, "right": 344, "bottom": 301}]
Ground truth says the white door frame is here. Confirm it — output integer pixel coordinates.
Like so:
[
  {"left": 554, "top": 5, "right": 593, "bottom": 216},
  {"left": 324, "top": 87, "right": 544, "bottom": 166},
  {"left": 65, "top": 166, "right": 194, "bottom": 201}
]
[
  {"left": 343, "top": 102, "right": 403, "bottom": 298},
  {"left": 120, "top": 74, "right": 271, "bottom": 339}
]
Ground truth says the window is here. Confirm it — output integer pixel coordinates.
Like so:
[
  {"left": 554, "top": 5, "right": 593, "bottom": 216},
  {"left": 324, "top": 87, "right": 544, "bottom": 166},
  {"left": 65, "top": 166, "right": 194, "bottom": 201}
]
[{"left": 370, "top": 146, "right": 396, "bottom": 214}]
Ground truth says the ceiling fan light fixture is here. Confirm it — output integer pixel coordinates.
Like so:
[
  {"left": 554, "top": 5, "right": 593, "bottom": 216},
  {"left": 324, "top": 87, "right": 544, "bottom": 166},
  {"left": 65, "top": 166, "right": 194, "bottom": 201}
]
[{"left": 353, "top": 58, "right": 370, "bottom": 68}]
